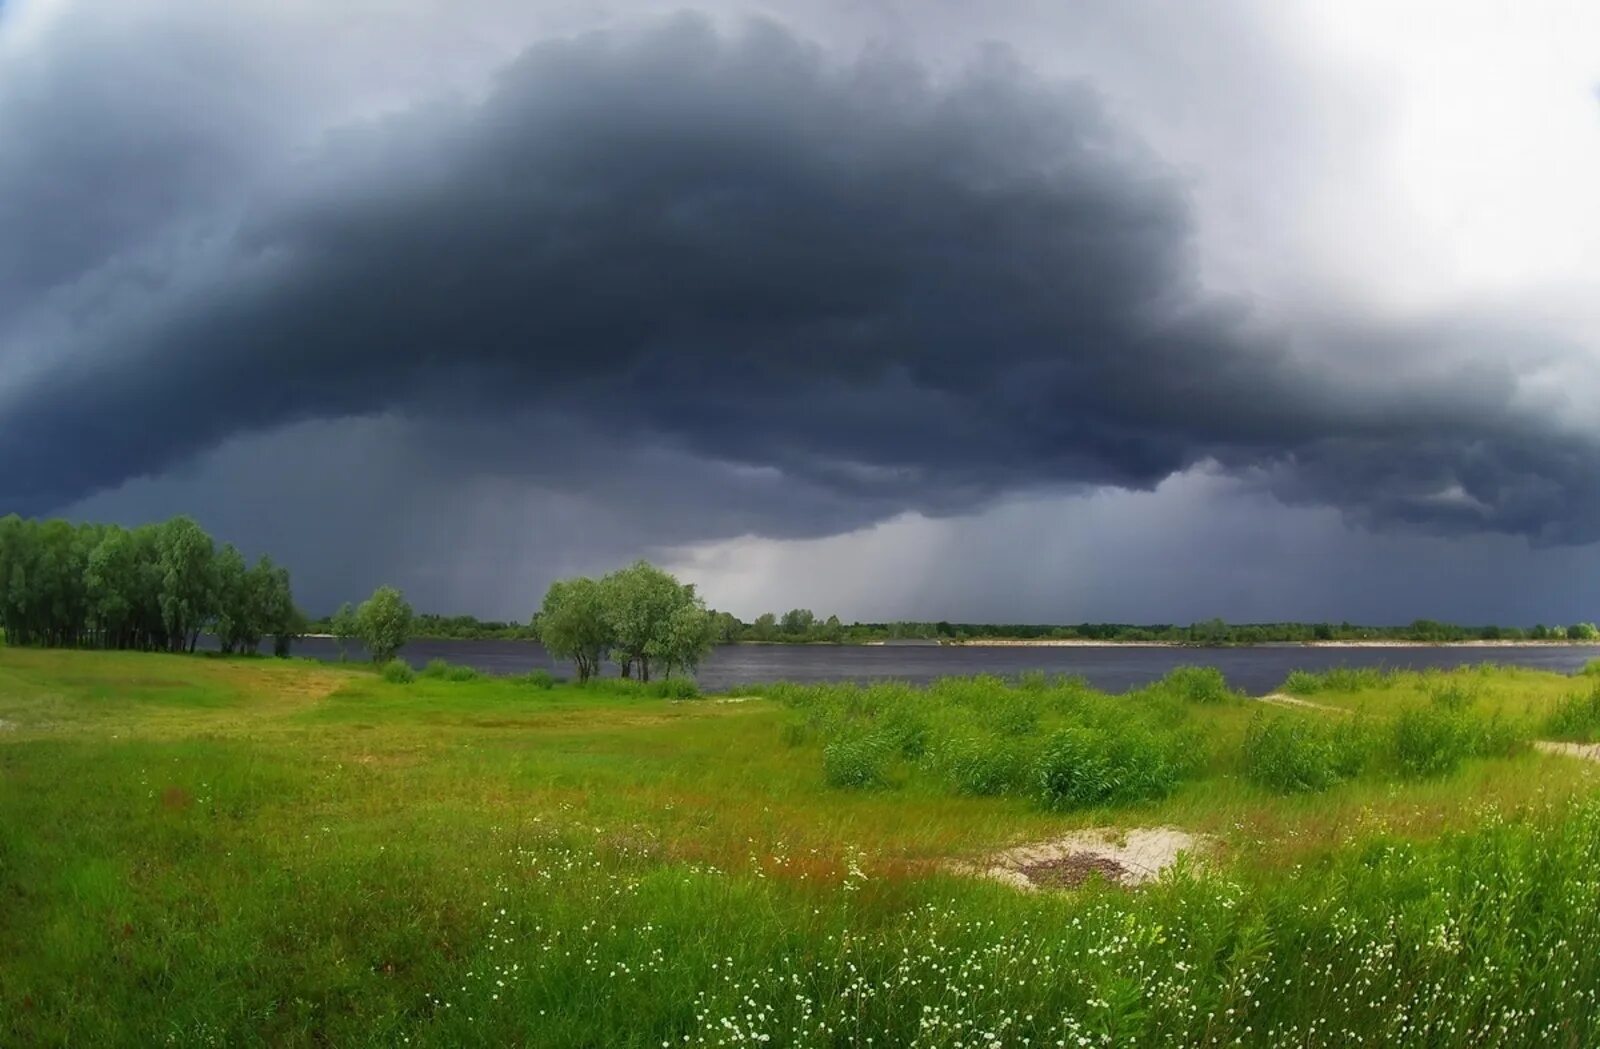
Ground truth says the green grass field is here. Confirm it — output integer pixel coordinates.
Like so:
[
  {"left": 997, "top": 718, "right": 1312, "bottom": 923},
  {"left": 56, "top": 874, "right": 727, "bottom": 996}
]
[{"left": 4, "top": 650, "right": 1600, "bottom": 1046}]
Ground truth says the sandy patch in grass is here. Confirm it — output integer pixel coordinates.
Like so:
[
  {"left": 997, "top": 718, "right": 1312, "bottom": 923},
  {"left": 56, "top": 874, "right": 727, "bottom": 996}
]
[
  {"left": 1534, "top": 740, "right": 1600, "bottom": 762},
  {"left": 955, "top": 827, "right": 1208, "bottom": 891},
  {"left": 1259, "top": 693, "right": 1349, "bottom": 713}
]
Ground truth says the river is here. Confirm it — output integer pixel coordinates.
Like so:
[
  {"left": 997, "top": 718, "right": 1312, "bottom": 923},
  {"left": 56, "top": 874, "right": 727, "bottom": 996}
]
[{"left": 276, "top": 637, "right": 1600, "bottom": 695}]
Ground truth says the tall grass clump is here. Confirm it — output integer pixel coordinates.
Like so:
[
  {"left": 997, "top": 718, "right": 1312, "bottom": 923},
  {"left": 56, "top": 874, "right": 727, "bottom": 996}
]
[
  {"left": 1155, "top": 665, "right": 1235, "bottom": 704},
  {"left": 1544, "top": 683, "right": 1600, "bottom": 742},
  {"left": 1242, "top": 714, "right": 1371, "bottom": 793},
  {"left": 420, "top": 658, "right": 483, "bottom": 682},
  {"left": 934, "top": 736, "right": 1032, "bottom": 796},
  {"left": 1281, "top": 666, "right": 1390, "bottom": 695},
  {"left": 1424, "top": 680, "right": 1479, "bottom": 712},
  {"left": 380, "top": 658, "right": 415, "bottom": 684},
  {"left": 772, "top": 675, "right": 1202, "bottom": 808},
  {"left": 515, "top": 669, "right": 557, "bottom": 690},
  {"left": 650, "top": 678, "right": 699, "bottom": 700},
  {"left": 823, "top": 732, "right": 893, "bottom": 788},
  {"left": 1034, "top": 725, "right": 1183, "bottom": 809},
  {"left": 1391, "top": 708, "right": 1464, "bottom": 777}
]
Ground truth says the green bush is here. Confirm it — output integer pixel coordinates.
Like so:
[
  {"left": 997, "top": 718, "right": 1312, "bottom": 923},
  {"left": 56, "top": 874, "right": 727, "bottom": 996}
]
[
  {"left": 1544, "top": 684, "right": 1600, "bottom": 742},
  {"left": 1281, "top": 666, "right": 1389, "bottom": 695},
  {"left": 421, "top": 659, "right": 482, "bottom": 682},
  {"left": 1282, "top": 669, "right": 1323, "bottom": 695},
  {"left": 1158, "top": 666, "right": 1234, "bottom": 704},
  {"left": 983, "top": 693, "right": 1042, "bottom": 737},
  {"left": 517, "top": 669, "right": 556, "bottom": 690},
  {"left": 651, "top": 678, "right": 699, "bottom": 700},
  {"left": 380, "top": 659, "right": 416, "bottom": 684},
  {"left": 1242, "top": 714, "right": 1370, "bottom": 794},
  {"left": 823, "top": 733, "right": 892, "bottom": 788},
  {"left": 1392, "top": 707, "right": 1470, "bottom": 778},
  {"left": 1034, "top": 726, "right": 1181, "bottom": 809},
  {"left": 939, "top": 737, "right": 1030, "bottom": 796},
  {"left": 1426, "top": 682, "right": 1477, "bottom": 712}
]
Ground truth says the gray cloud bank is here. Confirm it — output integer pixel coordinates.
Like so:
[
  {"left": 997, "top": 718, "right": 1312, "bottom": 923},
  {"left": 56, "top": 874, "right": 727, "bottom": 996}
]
[{"left": 5, "top": 11, "right": 1599, "bottom": 553}]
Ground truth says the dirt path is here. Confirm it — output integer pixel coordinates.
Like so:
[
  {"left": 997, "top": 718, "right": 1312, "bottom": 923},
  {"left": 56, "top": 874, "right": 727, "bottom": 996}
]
[
  {"left": 1534, "top": 740, "right": 1600, "bottom": 762},
  {"left": 1258, "top": 692, "right": 1349, "bottom": 713}
]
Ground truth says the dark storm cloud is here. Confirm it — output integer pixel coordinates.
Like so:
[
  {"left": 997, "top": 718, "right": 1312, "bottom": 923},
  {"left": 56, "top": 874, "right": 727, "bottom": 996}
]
[{"left": 5, "top": 13, "right": 1599, "bottom": 542}]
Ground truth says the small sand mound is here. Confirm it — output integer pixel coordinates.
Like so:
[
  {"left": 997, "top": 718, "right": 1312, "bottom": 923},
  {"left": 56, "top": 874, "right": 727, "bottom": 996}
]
[
  {"left": 957, "top": 826, "right": 1207, "bottom": 891},
  {"left": 1534, "top": 740, "right": 1600, "bottom": 763}
]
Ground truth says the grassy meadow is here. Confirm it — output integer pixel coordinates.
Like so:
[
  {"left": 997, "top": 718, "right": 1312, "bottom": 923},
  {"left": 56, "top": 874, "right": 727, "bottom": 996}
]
[{"left": 4, "top": 650, "right": 1600, "bottom": 1046}]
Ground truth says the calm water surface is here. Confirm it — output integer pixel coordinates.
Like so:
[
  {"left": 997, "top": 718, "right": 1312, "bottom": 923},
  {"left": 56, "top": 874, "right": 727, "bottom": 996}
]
[{"left": 283, "top": 637, "right": 1600, "bottom": 695}]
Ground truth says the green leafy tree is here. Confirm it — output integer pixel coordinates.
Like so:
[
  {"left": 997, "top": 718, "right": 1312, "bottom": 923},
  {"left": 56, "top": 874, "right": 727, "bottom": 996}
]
[
  {"left": 750, "top": 612, "right": 778, "bottom": 642},
  {"left": 212, "top": 544, "right": 249, "bottom": 653},
  {"left": 356, "top": 586, "right": 414, "bottom": 663},
  {"left": 1570, "top": 623, "right": 1599, "bottom": 641},
  {"left": 707, "top": 610, "right": 743, "bottom": 644},
  {"left": 331, "top": 602, "right": 359, "bottom": 659},
  {"left": 780, "top": 608, "right": 816, "bottom": 637},
  {"left": 600, "top": 561, "right": 712, "bottom": 682},
  {"left": 535, "top": 577, "right": 612, "bottom": 683},
  {"left": 156, "top": 516, "right": 216, "bottom": 653}
]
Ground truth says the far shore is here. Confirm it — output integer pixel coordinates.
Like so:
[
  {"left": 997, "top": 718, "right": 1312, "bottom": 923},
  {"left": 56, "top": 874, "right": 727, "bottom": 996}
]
[{"left": 944, "top": 638, "right": 1600, "bottom": 649}]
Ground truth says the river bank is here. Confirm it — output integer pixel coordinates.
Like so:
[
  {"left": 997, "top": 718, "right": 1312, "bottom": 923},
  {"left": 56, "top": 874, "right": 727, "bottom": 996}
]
[{"left": 945, "top": 637, "right": 1600, "bottom": 648}]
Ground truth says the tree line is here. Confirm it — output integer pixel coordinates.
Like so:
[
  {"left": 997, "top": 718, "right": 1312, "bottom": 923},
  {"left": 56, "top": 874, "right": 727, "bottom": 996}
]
[
  {"left": 698, "top": 614, "right": 1600, "bottom": 646},
  {"left": 0, "top": 514, "right": 300, "bottom": 654}
]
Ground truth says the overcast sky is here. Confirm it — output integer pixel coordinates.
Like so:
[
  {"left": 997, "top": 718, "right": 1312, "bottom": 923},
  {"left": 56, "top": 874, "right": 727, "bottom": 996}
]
[{"left": 4, "top": 0, "right": 1599, "bottom": 622}]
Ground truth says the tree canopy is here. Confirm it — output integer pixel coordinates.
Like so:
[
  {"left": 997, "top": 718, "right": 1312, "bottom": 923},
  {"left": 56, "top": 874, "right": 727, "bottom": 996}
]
[
  {"left": 0, "top": 514, "right": 299, "bottom": 654},
  {"left": 534, "top": 577, "right": 610, "bottom": 683},
  {"left": 534, "top": 561, "right": 713, "bottom": 683},
  {"left": 355, "top": 586, "right": 414, "bottom": 663}
]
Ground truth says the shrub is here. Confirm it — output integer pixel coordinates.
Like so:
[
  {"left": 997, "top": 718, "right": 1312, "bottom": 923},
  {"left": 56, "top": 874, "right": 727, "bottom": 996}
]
[
  {"left": 651, "top": 678, "right": 699, "bottom": 700},
  {"left": 879, "top": 704, "right": 930, "bottom": 758},
  {"left": 939, "top": 737, "right": 1030, "bottom": 796},
  {"left": 380, "top": 659, "right": 415, "bottom": 684},
  {"left": 1282, "top": 669, "right": 1323, "bottom": 695},
  {"left": 983, "top": 694, "right": 1042, "bottom": 737},
  {"left": 1392, "top": 707, "right": 1471, "bottom": 778},
  {"left": 1158, "top": 666, "right": 1234, "bottom": 704},
  {"left": 823, "top": 734, "right": 892, "bottom": 788},
  {"left": 421, "top": 659, "right": 482, "bottom": 682},
  {"left": 1242, "top": 715, "right": 1370, "bottom": 794},
  {"left": 1544, "top": 684, "right": 1600, "bottom": 742},
  {"left": 1582, "top": 658, "right": 1600, "bottom": 677},
  {"left": 1034, "top": 726, "right": 1181, "bottom": 809},
  {"left": 1570, "top": 622, "right": 1599, "bottom": 641},
  {"left": 1425, "top": 682, "right": 1477, "bottom": 712},
  {"left": 517, "top": 669, "right": 557, "bottom": 690}
]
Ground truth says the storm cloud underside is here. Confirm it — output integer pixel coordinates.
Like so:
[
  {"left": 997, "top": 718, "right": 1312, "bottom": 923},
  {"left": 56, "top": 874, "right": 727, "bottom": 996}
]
[{"left": 4, "top": 4, "right": 1600, "bottom": 617}]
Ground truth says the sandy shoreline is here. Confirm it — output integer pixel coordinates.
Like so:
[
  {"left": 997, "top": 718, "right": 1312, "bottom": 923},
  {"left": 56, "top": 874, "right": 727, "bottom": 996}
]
[{"left": 944, "top": 638, "right": 1600, "bottom": 649}]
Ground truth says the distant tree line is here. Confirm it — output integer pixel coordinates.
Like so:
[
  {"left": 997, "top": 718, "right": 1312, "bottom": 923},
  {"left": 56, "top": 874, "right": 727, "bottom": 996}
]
[
  {"left": 322, "top": 599, "right": 1600, "bottom": 650},
  {"left": 305, "top": 610, "right": 537, "bottom": 641},
  {"left": 691, "top": 613, "right": 1600, "bottom": 646},
  {"left": 0, "top": 514, "right": 301, "bottom": 654}
]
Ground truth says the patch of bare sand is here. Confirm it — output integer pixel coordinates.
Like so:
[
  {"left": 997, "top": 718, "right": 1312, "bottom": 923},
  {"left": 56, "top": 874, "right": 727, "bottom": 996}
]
[
  {"left": 1259, "top": 693, "right": 1349, "bottom": 713},
  {"left": 1534, "top": 740, "right": 1600, "bottom": 762},
  {"left": 955, "top": 827, "right": 1208, "bottom": 891}
]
